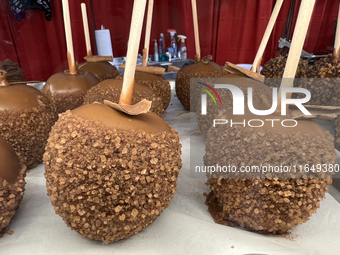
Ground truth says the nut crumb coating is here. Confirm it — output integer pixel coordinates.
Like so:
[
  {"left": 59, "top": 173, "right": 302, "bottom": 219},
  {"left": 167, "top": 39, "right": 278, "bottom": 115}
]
[
  {"left": 0, "top": 166, "right": 26, "bottom": 238},
  {"left": 42, "top": 88, "right": 87, "bottom": 115},
  {"left": 44, "top": 110, "right": 182, "bottom": 243},
  {"left": 0, "top": 96, "right": 57, "bottom": 169},
  {"left": 135, "top": 80, "right": 171, "bottom": 110}
]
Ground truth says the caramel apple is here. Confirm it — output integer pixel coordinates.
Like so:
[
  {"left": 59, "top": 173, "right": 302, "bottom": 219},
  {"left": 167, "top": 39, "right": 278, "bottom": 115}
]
[
  {"left": 42, "top": 70, "right": 99, "bottom": 114},
  {"left": 261, "top": 55, "right": 309, "bottom": 87},
  {"left": 205, "top": 106, "right": 336, "bottom": 233},
  {"left": 84, "top": 79, "right": 164, "bottom": 116},
  {"left": 44, "top": 103, "right": 182, "bottom": 243},
  {"left": 42, "top": 0, "right": 99, "bottom": 115},
  {"left": 196, "top": 74, "right": 272, "bottom": 137},
  {"left": 79, "top": 61, "right": 119, "bottom": 81},
  {"left": 175, "top": 59, "right": 225, "bottom": 111},
  {"left": 0, "top": 71, "right": 57, "bottom": 169},
  {"left": 44, "top": 0, "right": 182, "bottom": 244},
  {"left": 205, "top": 0, "right": 330, "bottom": 234},
  {"left": 78, "top": 4, "right": 119, "bottom": 81},
  {"left": 0, "top": 138, "right": 26, "bottom": 238},
  {"left": 121, "top": 71, "right": 171, "bottom": 111}
]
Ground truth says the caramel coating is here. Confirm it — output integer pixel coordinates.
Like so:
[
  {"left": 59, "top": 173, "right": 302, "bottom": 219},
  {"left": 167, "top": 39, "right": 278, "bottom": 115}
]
[
  {"left": 0, "top": 139, "right": 20, "bottom": 184},
  {"left": 196, "top": 74, "right": 272, "bottom": 137},
  {"left": 205, "top": 109, "right": 336, "bottom": 234},
  {"left": 74, "top": 104, "right": 171, "bottom": 133},
  {"left": 0, "top": 137, "right": 26, "bottom": 238},
  {"left": 84, "top": 79, "right": 164, "bottom": 116},
  {"left": 44, "top": 105, "right": 182, "bottom": 243},
  {"left": 42, "top": 70, "right": 100, "bottom": 114},
  {"left": 79, "top": 61, "right": 119, "bottom": 81},
  {"left": 134, "top": 71, "right": 165, "bottom": 81},
  {"left": 175, "top": 61, "right": 225, "bottom": 111},
  {"left": 121, "top": 72, "right": 171, "bottom": 110},
  {"left": 0, "top": 85, "right": 44, "bottom": 110},
  {"left": 0, "top": 84, "right": 58, "bottom": 169}
]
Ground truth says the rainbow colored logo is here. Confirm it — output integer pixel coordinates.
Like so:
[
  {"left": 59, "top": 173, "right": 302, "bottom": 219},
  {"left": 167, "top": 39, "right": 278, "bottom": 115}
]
[{"left": 196, "top": 82, "right": 222, "bottom": 106}]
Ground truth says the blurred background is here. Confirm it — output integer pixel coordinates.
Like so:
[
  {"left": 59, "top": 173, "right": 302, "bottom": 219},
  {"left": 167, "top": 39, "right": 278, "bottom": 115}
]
[{"left": 0, "top": 0, "right": 338, "bottom": 81}]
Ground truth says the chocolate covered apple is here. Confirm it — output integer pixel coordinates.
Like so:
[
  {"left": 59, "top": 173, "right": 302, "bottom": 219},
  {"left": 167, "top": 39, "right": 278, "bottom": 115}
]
[
  {"left": 205, "top": 0, "right": 334, "bottom": 234},
  {"left": 79, "top": 59, "right": 119, "bottom": 81},
  {"left": 196, "top": 74, "right": 272, "bottom": 137},
  {"left": 42, "top": 1, "right": 99, "bottom": 114},
  {"left": 120, "top": 0, "right": 171, "bottom": 111},
  {"left": 0, "top": 71, "right": 57, "bottom": 169},
  {"left": 205, "top": 107, "right": 335, "bottom": 233},
  {"left": 78, "top": 3, "right": 119, "bottom": 81},
  {"left": 133, "top": 71, "right": 171, "bottom": 111},
  {"left": 176, "top": 58, "right": 225, "bottom": 111},
  {"left": 44, "top": 0, "right": 182, "bottom": 244},
  {"left": 261, "top": 55, "right": 309, "bottom": 87},
  {"left": 196, "top": 0, "right": 284, "bottom": 137},
  {"left": 42, "top": 70, "right": 99, "bottom": 114},
  {"left": 0, "top": 138, "right": 26, "bottom": 237},
  {"left": 84, "top": 78, "right": 164, "bottom": 116}
]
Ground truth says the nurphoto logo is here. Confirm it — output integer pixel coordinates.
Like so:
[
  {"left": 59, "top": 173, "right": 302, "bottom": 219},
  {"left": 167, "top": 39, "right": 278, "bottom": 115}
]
[{"left": 197, "top": 81, "right": 312, "bottom": 128}]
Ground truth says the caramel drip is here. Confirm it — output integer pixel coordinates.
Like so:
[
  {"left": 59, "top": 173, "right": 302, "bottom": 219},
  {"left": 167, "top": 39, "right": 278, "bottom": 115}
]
[
  {"left": 67, "top": 51, "right": 77, "bottom": 75},
  {"left": 119, "top": 79, "right": 135, "bottom": 105}
]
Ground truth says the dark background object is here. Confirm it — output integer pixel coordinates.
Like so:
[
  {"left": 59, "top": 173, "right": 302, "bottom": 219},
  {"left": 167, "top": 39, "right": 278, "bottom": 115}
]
[{"left": 9, "top": 0, "right": 51, "bottom": 21}]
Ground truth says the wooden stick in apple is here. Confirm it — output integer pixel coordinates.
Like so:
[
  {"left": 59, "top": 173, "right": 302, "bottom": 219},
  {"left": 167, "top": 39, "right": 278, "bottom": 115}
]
[
  {"left": 250, "top": 0, "right": 284, "bottom": 73},
  {"left": 62, "top": 0, "right": 77, "bottom": 75}
]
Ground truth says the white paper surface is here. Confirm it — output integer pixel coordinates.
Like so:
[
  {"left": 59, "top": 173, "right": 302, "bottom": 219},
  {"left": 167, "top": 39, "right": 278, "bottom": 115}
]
[{"left": 1, "top": 88, "right": 340, "bottom": 255}]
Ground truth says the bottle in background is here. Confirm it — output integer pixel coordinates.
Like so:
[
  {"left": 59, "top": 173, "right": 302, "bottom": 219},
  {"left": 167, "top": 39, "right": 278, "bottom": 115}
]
[
  {"left": 178, "top": 35, "right": 187, "bottom": 60},
  {"left": 167, "top": 29, "right": 177, "bottom": 58},
  {"left": 159, "top": 33, "right": 167, "bottom": 61},
  {"left": 153, "top": 39, "right": 159, "bottom": 62}
]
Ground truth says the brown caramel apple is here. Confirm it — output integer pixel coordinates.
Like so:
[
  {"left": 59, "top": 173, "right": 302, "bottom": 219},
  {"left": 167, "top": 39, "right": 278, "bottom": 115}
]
[
  {"left": 0, "top": 71, "right": 57, "bottom": 169},
  {"left": 79, "top": 61, "right": 119, "bottom": 81},
  {"left": 196, "top": 74, "right": 272, "bottom": 137},
  {"left": 130, "top": 71, "right": 171, "bottom": 111},
  {"left": 260, "top": 55, "right": 308, "bottom": 87},
  {"left": 84, "top": 79, "right": 164, "bottom": 116},
  {"left": 42, "top": 70, "right": 100, "bottom": 114},
  {"left": 44, "top": 103, "right": 182, "bottom": 243},
  {"left": 175, "top": 59, "right": 225, "bottom": 111},
  {"left": 205, "top": 105, "right": 336, "bottom": 234},
  {"left": 0, "top": 137, "right": 26, "bottom": 238}
]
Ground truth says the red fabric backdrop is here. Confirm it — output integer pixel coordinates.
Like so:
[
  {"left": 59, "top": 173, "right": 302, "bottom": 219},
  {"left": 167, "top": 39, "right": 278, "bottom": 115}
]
[{"left": 0, "top": 0, "right": 339, "bottom": 81}]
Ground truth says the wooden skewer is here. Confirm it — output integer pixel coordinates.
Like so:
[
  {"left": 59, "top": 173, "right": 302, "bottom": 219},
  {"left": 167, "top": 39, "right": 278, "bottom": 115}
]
[
  {"left": 250, "top": 0, "right": 284, "bottom": 73},
  {"left": 142, "top": 0, "right": 154, "bottom": 67},
  {"left": 119, "top": 0, "right": 147, "bottom": 105},
  {"left": 81, "top": 3, "right": 92, "bottom": 56},
  {"left": 62, "top": 0, "right": 77, "bottom": 75},
  {"left": 333, "top": 3, "right": 340, "bottom": 61},
  {"left": 278, "top": 0, "right": 316, "bottom": 110},
  {"left": 191, "top": 0, "right": 201, "bottom": 62}
]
